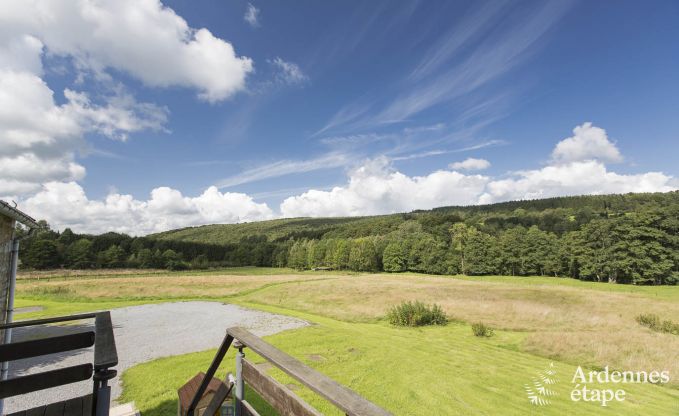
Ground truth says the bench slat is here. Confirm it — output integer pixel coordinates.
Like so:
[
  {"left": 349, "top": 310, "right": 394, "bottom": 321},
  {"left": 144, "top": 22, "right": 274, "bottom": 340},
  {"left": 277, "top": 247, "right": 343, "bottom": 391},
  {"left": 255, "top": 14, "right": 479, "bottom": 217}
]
[
  {"left": 0, "top": 364, "right": 93, "bottom": 399},
  {"left": 0, "top": 331, "right": 95, "bottom": 362}
]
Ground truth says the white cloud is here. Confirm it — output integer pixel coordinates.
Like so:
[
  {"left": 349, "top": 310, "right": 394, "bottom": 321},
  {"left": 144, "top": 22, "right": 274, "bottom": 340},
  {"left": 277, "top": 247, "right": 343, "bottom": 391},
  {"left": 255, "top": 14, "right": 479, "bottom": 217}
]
[
  {"left": 551, "top": 122, "right": 623, "bottom": 163},
  {"left": 63, "top": 88, "right": 168, "bottom": 141},
  {"left": 319, "top": 2, "right": 572, "bottom": 132},
  {"left": 0, "top": 0, "right": 240, "bottom": 195},
  {"left": 9, "top": 121, "right": 677, "bottom": 233},
  {"left": 244, "top": 3, "right": 260, "bottom": 28},
  {"left": 20, "top": 182, "right": 274, "bottom": 235},
  {"left": 270, "top": 57, "right": 308, "bottom": 85},
  {"left": 449, "top": 157, "right": 490, "bottom": 171},
  {"left": 217, "top": 152, "right": 351, "bottom": 189},
  {"left": 281, "top": 123, "right": 676, "bottom": 217},
  {"left": 1, "top": 0, "right": 253, "bottom": 102},
  {"left": 480, "top": 160, "right": 673, "bottom": 204},
  {"left": 281, "top": 157, "right": 489, "bottom": 217},
  {"left": 0, "top": 69, "right": 167, "bottom": 195}
]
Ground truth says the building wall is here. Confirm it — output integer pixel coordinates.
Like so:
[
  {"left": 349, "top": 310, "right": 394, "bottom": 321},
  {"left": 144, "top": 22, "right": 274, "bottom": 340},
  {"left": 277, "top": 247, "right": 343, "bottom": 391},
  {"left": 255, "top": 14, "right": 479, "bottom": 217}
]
[{"left": 0, "top": 214, "right": 15, "bottom": 341}]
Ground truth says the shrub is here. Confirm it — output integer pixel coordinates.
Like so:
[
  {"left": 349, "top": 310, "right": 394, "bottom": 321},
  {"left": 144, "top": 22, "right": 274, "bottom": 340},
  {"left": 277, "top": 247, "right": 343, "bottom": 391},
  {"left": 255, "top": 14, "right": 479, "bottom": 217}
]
[
  {"left": 636, "top": 313, "right": 660, "bottom": 328},
  {"left": 471, "top": 322, "right": 494, "bottom": 337},
  {"left": 636, "top": 313, "right": 679, "bottom": 335},
  {"left": 387, "top": 301, "right": 448, "bottom": 327}
]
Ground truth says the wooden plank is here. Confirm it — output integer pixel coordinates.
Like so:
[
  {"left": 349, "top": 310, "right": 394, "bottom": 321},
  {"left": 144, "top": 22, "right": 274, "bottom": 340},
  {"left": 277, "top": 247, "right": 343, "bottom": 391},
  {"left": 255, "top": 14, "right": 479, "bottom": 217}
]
[
  {"left": 93, "top": 312, "right": 118, "bottom": 370},
  {"left": 8, "top": 405, "right": 43, "bottom": 416},
  {"left": 0, "top": 313, "right": 96, "bottom": 330},
  {"left": 0, "top": 331, "right": 95, "bottom": 362},
  {"left": 186, "top": 334, "right": 233, "bottom": 416},
  {"left": 81, "top": 394, "right": 92, "bottom": 415},
  {"left": 227, "top": 327, "right": 391, "bottom": 416},
  {"left": 203, "top": 380, "right": 233, "bottom": 416},
  {"left": 63, "top": 396, "right": 84, "bottom": 416},
  {"left": 43, "top": 401, "right": 65, "bottom": 416},
  {"left": 0, "top": 364, "right": 93, "bottom": 399},
  {"left": 242, "top": 359, "right": 322, "bottom": 416},
  {"left": 240, "top": 400, "right": 261, "bottom": 416},
  {"left": 7, "top": 394, "right": 92, "bottom": 416}
]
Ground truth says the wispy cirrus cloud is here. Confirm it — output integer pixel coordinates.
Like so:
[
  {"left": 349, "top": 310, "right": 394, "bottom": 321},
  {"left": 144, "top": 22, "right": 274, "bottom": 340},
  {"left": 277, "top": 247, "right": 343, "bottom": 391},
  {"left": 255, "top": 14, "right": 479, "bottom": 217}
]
[
  {"left": 317, "top": 1, "right": 573, "bottom": 133},
  {"left": 244, "top": 3, "right": 260, "bottom": 28},
  {"left": 269, "top": 57, "right": 308, "bottom": 85},
  {"left": 216, "top": 152, "right": 352, "bottom": 189}
]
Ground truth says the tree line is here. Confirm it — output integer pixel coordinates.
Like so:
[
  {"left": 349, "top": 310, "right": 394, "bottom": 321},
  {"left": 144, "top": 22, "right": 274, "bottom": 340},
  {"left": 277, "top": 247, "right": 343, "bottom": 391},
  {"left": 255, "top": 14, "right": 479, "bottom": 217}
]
[{"left": 17, "top": 198, "right": 678, "bottom": 285}]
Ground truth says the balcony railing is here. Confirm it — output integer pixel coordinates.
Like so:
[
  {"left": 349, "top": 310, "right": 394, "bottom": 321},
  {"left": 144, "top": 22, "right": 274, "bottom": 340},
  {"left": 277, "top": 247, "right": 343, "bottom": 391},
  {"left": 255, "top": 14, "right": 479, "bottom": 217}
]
[
  {"left": 187, "top": 326, "right": 392, "bottom": 416},
  {"left": 0, "top": 311, "right": 118, "bottom": 416}
]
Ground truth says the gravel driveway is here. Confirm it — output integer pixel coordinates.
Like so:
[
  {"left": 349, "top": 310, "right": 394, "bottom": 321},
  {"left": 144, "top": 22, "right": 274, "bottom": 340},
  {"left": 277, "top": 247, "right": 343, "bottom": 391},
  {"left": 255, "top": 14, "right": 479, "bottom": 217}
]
[{"left": 4, "top": 301, "right": 308, "bottom": 413}]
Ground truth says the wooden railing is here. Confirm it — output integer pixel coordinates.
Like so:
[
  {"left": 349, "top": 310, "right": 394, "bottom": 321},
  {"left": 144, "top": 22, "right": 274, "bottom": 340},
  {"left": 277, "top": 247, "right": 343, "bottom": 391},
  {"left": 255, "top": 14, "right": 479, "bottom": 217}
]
[
  {"left": 0, "top": 311, "right": 118, "bottom": 416},
  {"left": 188, "top": 327, "right": 392, "bottom": 416}
]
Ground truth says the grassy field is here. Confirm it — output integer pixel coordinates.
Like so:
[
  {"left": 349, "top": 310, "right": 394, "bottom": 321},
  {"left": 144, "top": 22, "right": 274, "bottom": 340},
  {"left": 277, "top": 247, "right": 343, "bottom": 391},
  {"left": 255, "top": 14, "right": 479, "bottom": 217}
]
[{"left": 14, "top": 268, "right": 679, "bottom": 415}]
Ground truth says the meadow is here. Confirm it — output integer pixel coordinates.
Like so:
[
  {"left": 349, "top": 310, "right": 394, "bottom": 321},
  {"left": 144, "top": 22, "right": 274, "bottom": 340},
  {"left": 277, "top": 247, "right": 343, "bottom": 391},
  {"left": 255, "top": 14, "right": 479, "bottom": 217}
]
[{"left": 14, "top": 268, "right": 679, "bottom": 415}]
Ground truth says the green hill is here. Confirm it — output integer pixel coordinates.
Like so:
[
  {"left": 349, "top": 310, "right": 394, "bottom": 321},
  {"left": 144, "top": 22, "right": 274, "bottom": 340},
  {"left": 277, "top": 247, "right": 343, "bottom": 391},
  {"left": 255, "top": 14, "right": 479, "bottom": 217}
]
[{"left": 150, "top": 191, "right": 679, "bottom": 244}]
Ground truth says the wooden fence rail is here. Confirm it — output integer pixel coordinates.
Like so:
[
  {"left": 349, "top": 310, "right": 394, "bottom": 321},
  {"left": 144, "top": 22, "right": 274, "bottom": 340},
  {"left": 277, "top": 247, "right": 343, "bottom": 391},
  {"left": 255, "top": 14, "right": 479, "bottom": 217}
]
[{"left": 188, "top": 326, "right": 392, "bottom": 416}]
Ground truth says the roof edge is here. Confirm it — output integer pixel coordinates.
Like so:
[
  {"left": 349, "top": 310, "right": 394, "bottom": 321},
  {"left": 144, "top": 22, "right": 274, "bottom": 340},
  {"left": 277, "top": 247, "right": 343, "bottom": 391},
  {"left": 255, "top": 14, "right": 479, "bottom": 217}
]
[{"left": 0, "top": 200, "right": 40, "bottom": 229}]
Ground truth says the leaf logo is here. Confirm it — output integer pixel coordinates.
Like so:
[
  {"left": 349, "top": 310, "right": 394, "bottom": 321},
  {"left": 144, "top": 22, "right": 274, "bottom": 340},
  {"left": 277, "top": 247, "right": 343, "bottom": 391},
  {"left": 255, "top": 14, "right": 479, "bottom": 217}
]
[{"left": 525, "top": 362, "right": 558, "bottom": 406}]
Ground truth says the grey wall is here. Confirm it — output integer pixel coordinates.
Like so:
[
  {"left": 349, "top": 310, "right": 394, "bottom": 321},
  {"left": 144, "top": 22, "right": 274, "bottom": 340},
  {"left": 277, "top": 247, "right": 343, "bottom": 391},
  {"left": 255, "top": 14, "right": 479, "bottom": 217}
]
[{"left": 0, "top": 214, "right": 15, "bottom": 342}]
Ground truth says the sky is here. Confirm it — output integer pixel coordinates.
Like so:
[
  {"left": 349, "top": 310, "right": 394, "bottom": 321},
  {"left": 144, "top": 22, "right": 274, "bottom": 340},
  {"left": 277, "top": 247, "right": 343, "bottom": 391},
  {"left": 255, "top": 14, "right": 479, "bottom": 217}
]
[{"left": 1, "top": 0, "right": 678, "bottom": 235}]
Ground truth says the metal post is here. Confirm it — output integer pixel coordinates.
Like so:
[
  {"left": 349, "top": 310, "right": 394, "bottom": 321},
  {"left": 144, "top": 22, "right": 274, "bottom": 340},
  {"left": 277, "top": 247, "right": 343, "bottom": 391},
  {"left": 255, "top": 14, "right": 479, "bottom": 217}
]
[
  {"left": 0, "top": 238, "right": 19, "bottom": 415},
  {"left": 234, "top": 340, "right": 245, "bottom": 416},
  {"left": 92, "top": 368, "right": 116, "bottom": 416}
]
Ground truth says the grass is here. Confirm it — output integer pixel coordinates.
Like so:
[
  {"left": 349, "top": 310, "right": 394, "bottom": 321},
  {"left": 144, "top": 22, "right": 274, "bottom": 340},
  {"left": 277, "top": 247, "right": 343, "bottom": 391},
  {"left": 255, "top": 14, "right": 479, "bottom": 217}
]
[
  {"left": 14, "top": 268, "right": 679, "bottom": 415},
  {"left": 121, "top": 305, "right": 679, "bottom": 416}
]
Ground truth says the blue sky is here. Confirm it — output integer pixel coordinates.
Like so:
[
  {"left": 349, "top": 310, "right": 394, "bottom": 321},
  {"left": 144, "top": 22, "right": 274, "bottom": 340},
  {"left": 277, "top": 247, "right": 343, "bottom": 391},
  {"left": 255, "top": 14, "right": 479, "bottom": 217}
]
[{"left": 1, "top": 0, "right": 678, "bottom": 234}]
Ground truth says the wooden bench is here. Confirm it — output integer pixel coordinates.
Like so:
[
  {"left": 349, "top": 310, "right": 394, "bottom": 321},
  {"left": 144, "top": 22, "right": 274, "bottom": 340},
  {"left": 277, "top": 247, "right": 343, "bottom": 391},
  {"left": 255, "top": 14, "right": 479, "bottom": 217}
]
[
  {"left": 0, "top": 312, "right": 118, "bottom": 416},
  {"left": 7, "top": 394, "right": 93, "bottom": 416}
]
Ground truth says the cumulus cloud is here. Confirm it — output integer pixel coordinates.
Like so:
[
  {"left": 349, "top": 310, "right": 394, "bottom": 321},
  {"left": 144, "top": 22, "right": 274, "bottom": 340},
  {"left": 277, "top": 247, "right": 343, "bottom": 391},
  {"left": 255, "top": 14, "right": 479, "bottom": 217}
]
[
  {"left": 20, "top": 182, "right": 274, "bottom": 235},
  {"left": 449, "top": 158, "right": 491, "bottom": 171},
  {"left": 281, "top": 157, "right": 489, "bottom": 217},
  {"left": 0, "top": 0, "right": 247, "bottom": 195},
  {"left": 1, "top": 0, "right": 253, "bottom": 102},
  {"left": 551, "top": 122, "right": 623, "bottom": 163},
  {"left": 0, "top": 69, "right": 167, "bottom": 195},
  {"left": 8, "top": 121, "right": 677, "bottom": 234},
  {"left": 281, "top": 123, "right": 676, "bottom": 217},
  {"left": 479, "top": 160, "right": 674, "bottom": 204},
  {"left": 244, "top": 3, "right": 260, "bottom": 28}
]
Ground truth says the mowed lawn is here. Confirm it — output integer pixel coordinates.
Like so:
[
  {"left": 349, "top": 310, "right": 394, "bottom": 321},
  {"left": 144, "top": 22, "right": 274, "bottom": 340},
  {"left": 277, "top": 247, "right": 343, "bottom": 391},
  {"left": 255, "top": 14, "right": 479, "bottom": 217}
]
[{"left": 14, "top": 268, "right": 679, "bottom": 415}]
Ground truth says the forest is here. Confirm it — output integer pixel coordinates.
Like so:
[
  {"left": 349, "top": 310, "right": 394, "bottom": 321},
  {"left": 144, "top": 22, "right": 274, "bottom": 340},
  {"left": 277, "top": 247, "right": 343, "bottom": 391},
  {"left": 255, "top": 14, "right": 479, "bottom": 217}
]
[{"left": 17, "top": 191, "right": 679, "bottom": 285}]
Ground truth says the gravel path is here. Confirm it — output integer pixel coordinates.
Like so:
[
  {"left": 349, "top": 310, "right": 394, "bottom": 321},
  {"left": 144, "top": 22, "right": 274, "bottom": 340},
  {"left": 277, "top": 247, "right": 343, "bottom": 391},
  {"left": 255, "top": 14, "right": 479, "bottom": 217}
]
[{"left": 5, "top": 301, "right": 308, "bottom": 413}]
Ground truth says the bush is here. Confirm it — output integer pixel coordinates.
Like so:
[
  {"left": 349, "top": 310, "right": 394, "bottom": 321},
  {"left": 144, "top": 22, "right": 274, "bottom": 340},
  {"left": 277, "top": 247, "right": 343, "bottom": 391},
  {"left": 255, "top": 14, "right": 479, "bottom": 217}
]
[
  {"left": 636, "top": 313, "right": 679, "bottom": 335},
  {"left": 387, "top": 301, "right": 448, "bottom": 327},
  {"left": 636, "top": 313, "right": 660, "bottom": 328},
  {"left": 471, "top": 322, "right": 494, "bottom": 337}
]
